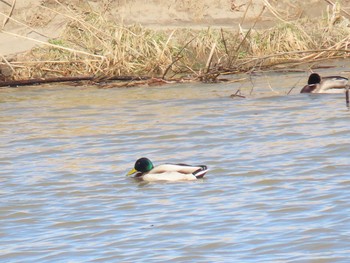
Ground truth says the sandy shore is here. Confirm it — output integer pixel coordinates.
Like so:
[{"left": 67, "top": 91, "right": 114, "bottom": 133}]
[{"left": 0, "top": 0, "right": 338, "bottom": 58}]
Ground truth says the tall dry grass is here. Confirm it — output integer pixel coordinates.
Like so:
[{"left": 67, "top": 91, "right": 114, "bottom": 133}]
[{"left": 2, "top": 1, "right": 350, "bottom": 82}]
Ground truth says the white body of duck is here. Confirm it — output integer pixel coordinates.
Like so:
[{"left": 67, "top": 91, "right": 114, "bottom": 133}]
[
  {"left": 300, "top": 73, "right": 348, "bottom": 93},
  {"left": 126, "top": 158, "right": 208, "bottom": 182}
]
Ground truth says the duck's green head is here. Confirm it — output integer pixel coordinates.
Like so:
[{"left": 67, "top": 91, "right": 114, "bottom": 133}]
[{"left": 126, "top": 157, "right": 154, "bottom": 176}]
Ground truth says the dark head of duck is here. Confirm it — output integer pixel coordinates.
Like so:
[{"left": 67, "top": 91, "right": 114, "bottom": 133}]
[
  {"left": 307, "top": 73, "right": 321, "bottom": 85},
  {"left": 300, "top": 73, "right": 321, "bottom": 93},
  {"left": 135, "top": 157, "right": 154, "bottom": 173}
]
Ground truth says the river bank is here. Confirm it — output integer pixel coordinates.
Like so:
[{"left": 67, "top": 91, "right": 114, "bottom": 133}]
[{"left": 1, "top": 0, "right": 350, "bottom": 84}]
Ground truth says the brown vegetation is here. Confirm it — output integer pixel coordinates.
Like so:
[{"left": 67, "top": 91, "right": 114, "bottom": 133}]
[{"left": 1, "top": 0, "right": 350, "bottom": 87}]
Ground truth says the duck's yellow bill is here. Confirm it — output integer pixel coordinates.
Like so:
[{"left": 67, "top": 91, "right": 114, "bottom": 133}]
[{"left": 126, "top": 168, "right": 137, "bottom": 176}]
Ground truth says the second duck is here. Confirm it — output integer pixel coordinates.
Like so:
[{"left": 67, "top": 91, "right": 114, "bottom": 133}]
[{"left": 300, "top": 73, "right": 349, "bottom": 93}]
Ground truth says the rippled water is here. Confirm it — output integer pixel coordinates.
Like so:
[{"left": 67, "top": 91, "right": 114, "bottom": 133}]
[{"left": 1, "top": 70, "right": 350, "bottom": 262}]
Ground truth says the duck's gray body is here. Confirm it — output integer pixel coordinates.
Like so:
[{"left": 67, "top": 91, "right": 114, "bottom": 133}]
[
  {"left": 300, "top": 73, "right": 348, "bottom": 93},
  {"left": 126, "top": 158, "right": 208, "bottom": 182}
]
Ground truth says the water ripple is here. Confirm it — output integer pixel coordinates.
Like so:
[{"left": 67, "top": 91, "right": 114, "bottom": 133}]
[{"left": 1, "top": 81, "right": 350, "bottom": 262}]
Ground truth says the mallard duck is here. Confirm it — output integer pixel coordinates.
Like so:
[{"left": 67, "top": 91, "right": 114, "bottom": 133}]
[
  {"left": 300, "top": 73, "right": 349, "bottom": 93},
  {"left": 126, "top": 157, "right": 208, "bottom": 182}
]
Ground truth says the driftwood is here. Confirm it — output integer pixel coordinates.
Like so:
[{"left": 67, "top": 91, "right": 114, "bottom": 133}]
[
  {"left": 0, "top": 69, "right": 245, "bottom": 88},
  {"left": 100, "top": 78, "right": 173, "bottom": 88},
  {"left": 0, "top": 75, "right": 151, "bottom": 87}
]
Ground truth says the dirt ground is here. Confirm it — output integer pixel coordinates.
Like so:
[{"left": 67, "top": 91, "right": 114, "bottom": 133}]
[{"left": 0, "top": 0, "right": 350, "bottom": 57}]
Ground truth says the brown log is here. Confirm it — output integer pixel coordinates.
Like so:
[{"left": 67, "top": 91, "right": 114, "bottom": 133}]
[
  {"left": 0, "top": 75, "right": 151, "bottom": 87},
  {"left": 106, "top": 76, "right": 150, "bottom": 81},
  {"left": 0, "top": 76, "right": 94, "bottom": 87}
]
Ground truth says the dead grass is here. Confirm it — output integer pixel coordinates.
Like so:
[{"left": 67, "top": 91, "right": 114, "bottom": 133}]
[{"left": 3, "top": 1, "right": 350, "bottom": 82}]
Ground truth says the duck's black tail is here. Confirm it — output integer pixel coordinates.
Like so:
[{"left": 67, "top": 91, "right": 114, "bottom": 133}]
[{"left": 193, "top": 165, "right": 208, "bottom": 179}]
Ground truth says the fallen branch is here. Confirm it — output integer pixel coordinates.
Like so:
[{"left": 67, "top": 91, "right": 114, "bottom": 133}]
[
  {"left": 0, "top": 76, "right": 94, "bottom": 87},
  {"left": 0, "top": 75, "right": 151, "bottom": 87},
  {"left": 100, "top": 78, "right": 171, "bottom": 88}
]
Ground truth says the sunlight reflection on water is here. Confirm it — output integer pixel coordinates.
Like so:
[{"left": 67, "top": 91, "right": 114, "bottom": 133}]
[{"left": 1, "top": 69, "right": 350, "bottom": 262}]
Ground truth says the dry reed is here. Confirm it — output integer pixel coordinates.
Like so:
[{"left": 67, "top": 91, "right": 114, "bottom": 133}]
[{"left": 2, "top": 1, "right": 350, "bottom": 82}]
